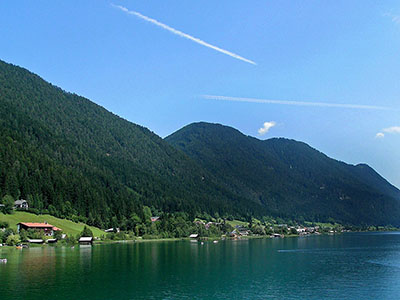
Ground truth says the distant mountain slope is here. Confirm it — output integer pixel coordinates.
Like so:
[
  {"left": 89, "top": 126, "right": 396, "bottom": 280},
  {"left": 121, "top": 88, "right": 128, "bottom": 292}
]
[
  {"left": 166, "top": 122, "right": 400, "bottom": 225},
  {"left": 0, "top": 60, "right": 264, "bottom": 228},
  {"left": 2, "top": 58, "right": 399, "bottom": 227}
]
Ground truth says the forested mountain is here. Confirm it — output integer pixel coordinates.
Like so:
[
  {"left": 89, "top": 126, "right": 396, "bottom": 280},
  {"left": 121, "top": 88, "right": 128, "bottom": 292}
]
[
  {"left": 0, "top": 60, "right": 264, "bottom": 228},
  {"left": 1, "top": 59, "right": 399, "bottom": 228},
  {"left": 166, "top": 122, "right": 400, "bottom": 226}
]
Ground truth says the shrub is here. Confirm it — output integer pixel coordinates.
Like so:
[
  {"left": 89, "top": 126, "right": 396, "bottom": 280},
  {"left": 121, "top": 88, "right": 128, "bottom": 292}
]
[
  {"left": 0, "top": 221, "right": 9, "bottom": 229},
  {"left": 6, "top": 234, "right": 21, "bottom": 246},
  {"left": 1, "top": 195, "right": 14, "bottom": 214},
  {"left": 80, "top": 226, "right": 93, "bottom": 238}
]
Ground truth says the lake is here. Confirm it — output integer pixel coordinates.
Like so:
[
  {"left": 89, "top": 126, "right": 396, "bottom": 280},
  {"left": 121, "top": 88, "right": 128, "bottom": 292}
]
[{"left": 1, "top": 232, "right": 400, "bottom": 299}]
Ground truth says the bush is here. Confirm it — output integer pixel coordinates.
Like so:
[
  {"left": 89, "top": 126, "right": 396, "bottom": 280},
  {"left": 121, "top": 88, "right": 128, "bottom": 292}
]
[
  {"left": 80, "top": 226, "right": 93, "bottom": 238},
  {"left": 54, "top": 230, "right": 63, "bottom": 240},
  {"left": 6, "top": 234, "right": 21, "bottom": 246},
  {"left": 65, "top": 235, "right": 76, "bottom": 245},
  {"left": 27, "top": 229, "right": 44, "bottom": 240},
  {"left": 19, "top": 229, "right": 28, "bottom": 242},
  {"left": 0, "top": 221, "right": 9, "bottom": 229},
  {"left": 27, "top": 208, "right": 40, "bottom": 215},
  {"left": 1, "top": 195, "right": 14, "bottom": 214}
]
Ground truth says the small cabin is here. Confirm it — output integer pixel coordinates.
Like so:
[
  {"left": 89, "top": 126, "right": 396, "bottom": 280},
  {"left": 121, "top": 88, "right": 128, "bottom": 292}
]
[
  {"left": 151, "top": 216, "right": 160, "bottom": 222},
  {"left": 105, "top": 228, "right": 120, "bottom": 233},
  {"left": 272, "top": 233, "right": 284, "bottom": 238},
  {"left": 14, "top": 200, "right": 28, "bottom": 210},
  {"left": 27, "top": 239, "right": 44, "bottom": 244},
  {"left": 189, "top": 233, "right": 199, "bottom": 239},
  {"left": 79, "top": 237, "right": 93, "bottom": 245}
]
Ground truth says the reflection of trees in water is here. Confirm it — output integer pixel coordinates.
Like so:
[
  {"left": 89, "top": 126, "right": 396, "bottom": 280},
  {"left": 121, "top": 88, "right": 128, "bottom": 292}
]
[{"left": 79, "top": 245, "right": 92, "bottom": 269}]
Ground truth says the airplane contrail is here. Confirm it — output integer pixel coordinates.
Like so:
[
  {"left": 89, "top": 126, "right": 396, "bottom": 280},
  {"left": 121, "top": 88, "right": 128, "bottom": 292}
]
[
  {"left": 112, "top": 4, "right": 256, "bottom": 65},
  {"left": 201, "top": 95, "right": 391, "bottom": 110}
]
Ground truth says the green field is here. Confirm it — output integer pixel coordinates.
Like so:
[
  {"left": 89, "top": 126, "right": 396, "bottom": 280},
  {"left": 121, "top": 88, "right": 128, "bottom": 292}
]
[
  {"left": 0, "top": 211, "right": 104, "bottom": 237},
  {"left": 226, "top": 219, "right": 249, "bottom": 227}
]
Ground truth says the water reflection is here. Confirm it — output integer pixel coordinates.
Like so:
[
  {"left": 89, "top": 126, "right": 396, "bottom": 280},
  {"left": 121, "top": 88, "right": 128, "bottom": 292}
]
[{"left": 1, "top": 233, "right": 400, "bottom": 299}]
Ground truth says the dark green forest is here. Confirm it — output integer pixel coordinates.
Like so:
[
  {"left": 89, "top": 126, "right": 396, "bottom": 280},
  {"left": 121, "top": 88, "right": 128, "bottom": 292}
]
[
  {"left": 1, "top": 59, "right": 399, "bottom": 228},
  {"left": 0, "top": 60, "right": 263, "bottom": 229},
  {"left": 166, "top": 122, "right": 400, "bottom": 226}
]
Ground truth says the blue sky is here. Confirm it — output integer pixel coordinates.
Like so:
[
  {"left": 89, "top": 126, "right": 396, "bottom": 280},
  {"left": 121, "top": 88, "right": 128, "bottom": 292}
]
[{"left": 1, "top": 1, "right": 400, "bottom": 187}]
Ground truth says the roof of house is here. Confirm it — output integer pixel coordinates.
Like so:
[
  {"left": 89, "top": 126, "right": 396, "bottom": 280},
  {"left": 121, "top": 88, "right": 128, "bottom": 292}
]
[
  {"left": 189, "top": 234, "right": 199, "bottom": 238},
  {"left": 18, "top": 222, "right": 54, "bottom": 228},
  {"left": 18, "top": 222, "right": 61, "bottom": 230},
  {"left": 27, "top": 239, "right": 44, "bottom": 243},
  {"left": 79, "top": 237, "right": 93, "bottom": 242},
  {"left": 14, "top": 200, "right": 27, "bottom": 205}
]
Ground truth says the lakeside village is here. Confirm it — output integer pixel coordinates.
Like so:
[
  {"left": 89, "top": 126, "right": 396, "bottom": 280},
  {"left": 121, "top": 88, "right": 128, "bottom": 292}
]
[{"left": 1, "top": 198, "right": 396, "bottom": 252}]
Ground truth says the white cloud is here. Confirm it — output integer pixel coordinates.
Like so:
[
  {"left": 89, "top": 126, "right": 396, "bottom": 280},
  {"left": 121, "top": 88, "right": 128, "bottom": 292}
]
[
  {"left": 112, "top": 4, "right": 256, "bottom": 65},
  {"left": 383, "top": 126, "right": 400, "bottom": 134},
  {"left": 375, "top": 126, "right": 400, "bottom": 138},
  {"left": 201, "top": 95, "right": 391, "bottom": 111},
  {"left": 258, "top": 121, "right": 276, "bottom": 135}
]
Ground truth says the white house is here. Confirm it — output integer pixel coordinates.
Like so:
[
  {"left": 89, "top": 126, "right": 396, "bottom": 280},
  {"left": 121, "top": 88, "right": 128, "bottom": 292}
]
[{"left": 14, "top": 200, "right": 28, "bottom": 210}]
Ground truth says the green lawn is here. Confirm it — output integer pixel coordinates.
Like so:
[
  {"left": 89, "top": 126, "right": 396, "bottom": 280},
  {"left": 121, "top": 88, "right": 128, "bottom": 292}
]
[
  {"left": 226, "top": 219, "right": 249, "bottom": 227},
  {"left": 0, "top": 211, "right": 104, "bottom": 237}
]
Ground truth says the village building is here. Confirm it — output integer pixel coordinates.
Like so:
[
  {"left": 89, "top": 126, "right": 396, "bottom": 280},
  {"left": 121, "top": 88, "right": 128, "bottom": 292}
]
[
  {"left": 189, "top": 233, "right": 199, "bottom": 239},
  {"left": 79, "top": 237, "right": 93, "bottom": 245},
  {"left": 27, "top": 239, "right": 44, "bottom": 244},
  {"left": 14, "top": 199, "right": 28, "bottom": 210},
  {"left": 17, "top": 222, "right": 62, "bottom": 236},
  {"left": 151, "top": 216, "right": 160, "bottom": 222},
  {"left": 296, "top": 228, "right": 306, "bottom": 234},
  {"left": 235, "top": 226, "right": 250, "bottom": 236},
  {"left": 105, "top": 228, "right": 120, "bottom": 233},
  {"left": 271, "top": 233, "right": 284, "bottom": 238},
  {"left": 194, "top": 220, "right": 205, "bottom": 226}
]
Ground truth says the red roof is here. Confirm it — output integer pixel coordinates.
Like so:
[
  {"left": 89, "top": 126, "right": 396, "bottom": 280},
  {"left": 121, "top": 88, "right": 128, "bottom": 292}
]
[
  {"left": 52, "top": 227, "right": 62, "bottom": 231},
  {"left": 19, "top": 222, "right": 55, "bottom": 229}
]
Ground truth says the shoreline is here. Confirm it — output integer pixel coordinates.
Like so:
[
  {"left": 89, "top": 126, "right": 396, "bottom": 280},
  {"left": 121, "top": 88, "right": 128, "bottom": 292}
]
[{"left": 3, "top": 230, "right": 398, "bottom": 251}]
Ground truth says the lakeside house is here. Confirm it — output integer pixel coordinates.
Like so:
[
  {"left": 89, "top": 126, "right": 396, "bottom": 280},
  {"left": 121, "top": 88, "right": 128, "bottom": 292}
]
[
  {"left": 14, "top": 199, "right": 28, "bottom": 210},
  {"left": 79, "top": 237, "right": 93, "bottom": 245},
  {"left": 272, "top": 233, "right": 284, "bottom": 238},
  {"left": 235, "top": 226, "right": 250, "bottom": 236},
  {"left": 296, "top": 228, "right": 306, "bottom": 234},
  {"left": 189, "top": 233, "right": 199, "bottom": 239},
  {"left": 151, "top": 216, "right": 160, "bottom": 222},
  {"left": 17, "top": 222, "right": 62, "bottom": 236},
  {"left": 105, "top": 228, "right": 120, "bottom": 233},
  {"left": 27, "top": 239, "right": 44, "bottom": 244}
]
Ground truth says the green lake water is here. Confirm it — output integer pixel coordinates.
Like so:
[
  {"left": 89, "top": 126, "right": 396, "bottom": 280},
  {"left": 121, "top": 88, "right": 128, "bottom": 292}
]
[{"left": 1, "top": 232, "right": 400, "bottom": 299}]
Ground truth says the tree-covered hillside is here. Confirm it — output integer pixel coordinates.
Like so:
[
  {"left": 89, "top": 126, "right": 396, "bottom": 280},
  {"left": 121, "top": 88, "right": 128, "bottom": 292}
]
[
  {"left": 0, "top": 60, "right": 264, "bottom": 228},
  {"left": 166, "top": 122, "right": 400, "bottom": 226},
  {"left": 1, "top": 59, "right": 399, "bottom": 228}
]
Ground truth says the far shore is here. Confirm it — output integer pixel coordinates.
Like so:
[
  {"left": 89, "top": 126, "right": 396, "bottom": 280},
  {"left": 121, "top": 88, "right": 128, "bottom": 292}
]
[{"left": 4, "top": 230, "right": 397, "bottom": 251}]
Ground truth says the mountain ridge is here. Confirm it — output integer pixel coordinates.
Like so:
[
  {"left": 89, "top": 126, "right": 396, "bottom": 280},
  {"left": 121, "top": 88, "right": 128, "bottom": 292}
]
[
  {"left": 0, "top": 60, "right": 264, "bottom": 228},
  {"left": 166, "top": 121, "right": 400, "bottom": 225},
  {"left": 1, "top": 59, "right": 399, "bottom": 226}
]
